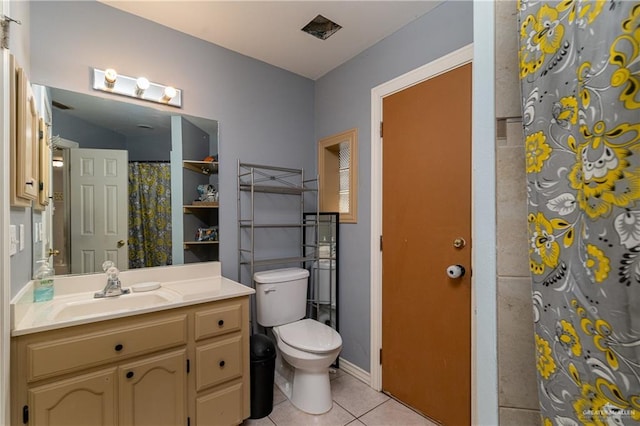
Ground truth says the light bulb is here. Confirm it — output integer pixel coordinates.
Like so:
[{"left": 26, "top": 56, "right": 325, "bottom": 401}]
[
  {"left": 135, "top": 77, "right": 150, "bottom": 96},
  {"left": 104, "top": 68, "right": 117, "bottom": 88},
  {"left": 162, "top": 86, "right": 177, "bottom": 101}
]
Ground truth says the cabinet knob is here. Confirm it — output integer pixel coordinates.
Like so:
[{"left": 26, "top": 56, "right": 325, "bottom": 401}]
[
  {"left": 219, "top": 360, "right": 225, "bottom": 368},
  {"left": 218, "top": 319, "right": 224, "bottom": 327},
  {"left": 114, "top": 344, "right": 124, "bottom": 352},
  {"left": 126, "top": 371, "right": 134, "bottom": 379}
]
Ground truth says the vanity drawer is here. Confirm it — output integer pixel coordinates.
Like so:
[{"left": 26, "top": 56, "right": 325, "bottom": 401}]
[
  {"left": 194, "top": 302, "right": 242, "bottom": 341},
  {"left": 26, "top": 314, "right": 188, "bottom": 381},
  {"left": 195, "top": 335, "right": 243, "bottom": 391},
  {"left": 196, "top": 382, "right": 243, "bottom": 426}
]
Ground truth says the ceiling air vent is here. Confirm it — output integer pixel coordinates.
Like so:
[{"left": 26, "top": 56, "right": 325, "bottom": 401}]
[
  {"left": 52, "top": 100, "right": 73, "bottom": 110},
  {"left": 301, "top": 15, "right": 342, "bottom": 40}
]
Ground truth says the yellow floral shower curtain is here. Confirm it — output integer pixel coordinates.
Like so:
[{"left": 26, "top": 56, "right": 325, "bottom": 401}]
[
  {"left": 128, "top": 162, "right": 172, "bottom": 268},
  {"left": 519, "top": 1, "right": 640, "bottom": 424}
]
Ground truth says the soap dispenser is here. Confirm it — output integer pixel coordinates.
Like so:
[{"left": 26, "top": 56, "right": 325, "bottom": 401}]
[{"left": 33, "top": 259, "right": 55, "bottom": 302}]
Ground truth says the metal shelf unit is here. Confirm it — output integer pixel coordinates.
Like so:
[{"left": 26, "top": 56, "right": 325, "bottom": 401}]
[{"left": 237, "top": 161, "right": 319, "bottom": 333}]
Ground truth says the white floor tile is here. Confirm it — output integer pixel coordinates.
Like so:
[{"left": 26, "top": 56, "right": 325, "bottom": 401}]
[
  {"left": 358, "top": 399, "right": 437, "bottom": 426},
  {"left": 242, "top": 415, "right": 277, "bottom": 426},
  {"left": 273, "top": 384, "right": 287, "bottom": 406},
  {"left": 331, "top": 374, "right": 389, "bottom": 417},
  {"left": 268, "top": 399, "right": 356, "bottom": 426}
]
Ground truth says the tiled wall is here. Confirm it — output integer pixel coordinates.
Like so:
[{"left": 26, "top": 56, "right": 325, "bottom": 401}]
[{"left": 495, "top": 2, "right": 541, "bottom": 425}]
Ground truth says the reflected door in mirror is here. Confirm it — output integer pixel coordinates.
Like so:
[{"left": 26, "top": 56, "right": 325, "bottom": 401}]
[{"left": 70, "top": 148, "right": 128, "bottom": 273}]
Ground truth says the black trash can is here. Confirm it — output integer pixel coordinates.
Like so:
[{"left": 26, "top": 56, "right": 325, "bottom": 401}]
[{"left": 249, "top": 333, "right": 276, "bottom": 419}]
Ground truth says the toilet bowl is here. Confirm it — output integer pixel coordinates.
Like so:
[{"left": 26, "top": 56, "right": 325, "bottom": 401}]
[
  {"left": 273, "top": 319, "right": 342, "bottom": 414},
  {"left": 254, "top": 268, "right": 343, "bottom": 414}
]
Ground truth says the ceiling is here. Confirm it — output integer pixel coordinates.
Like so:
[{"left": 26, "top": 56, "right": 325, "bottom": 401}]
[{"left": 99, "top": 1, "right": 442, "bottom": 80}]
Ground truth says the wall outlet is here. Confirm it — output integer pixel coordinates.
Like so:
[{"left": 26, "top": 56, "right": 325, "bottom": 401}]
[
  {"left": 34, "top": 222, "right": 43, "bottom": 243},
  {"left": 9, "top": 225, "right": 17, "bottom": 256},
  {"left": 19, "top": 224, "right": 25, "bottom": 251}
]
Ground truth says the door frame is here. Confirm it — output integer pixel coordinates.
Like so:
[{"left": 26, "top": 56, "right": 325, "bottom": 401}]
[
  {"left": 1, "top": 41, "right": 11, "bottom": 426},
  {"left": 370, "top": 42, "right": 497, "bottom": 424}
]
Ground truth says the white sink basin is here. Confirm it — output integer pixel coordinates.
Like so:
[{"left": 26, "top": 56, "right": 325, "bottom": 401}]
[{"left": 50, "top": 288, "right": 182, "bottom": 322}]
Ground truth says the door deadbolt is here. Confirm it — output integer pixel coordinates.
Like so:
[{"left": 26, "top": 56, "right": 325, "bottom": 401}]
[{"left": 453, "top": 238, "right": 466, "bottom": 248}]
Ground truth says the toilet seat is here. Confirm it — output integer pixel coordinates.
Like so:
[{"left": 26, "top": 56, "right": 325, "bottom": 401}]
[{"left": 276, "top": 318, "right": 342, "bottom": 354}]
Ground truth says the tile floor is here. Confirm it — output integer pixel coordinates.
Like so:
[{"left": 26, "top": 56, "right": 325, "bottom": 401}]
[{"left": 242, "top": 369, "right": 438, "bottom": 426}]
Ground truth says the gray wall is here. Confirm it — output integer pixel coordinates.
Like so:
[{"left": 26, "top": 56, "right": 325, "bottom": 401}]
[
  {"left": 9, "top": 0, "right": 35, "bottom": 296},
  {"left": 314, "top": 1, "right": 474, "bottom": 371},
  {"left": 495, "top": 1, "right": 540, "bottom": 424},
  {"left": 127, "top": 133, "right": 172, "bottom": 162},
  {"left": 25, "top": 0, "right": 315, "bottom": 289},
  {"left": 52, "top": 111, "right": 127, "bottom": 150}
]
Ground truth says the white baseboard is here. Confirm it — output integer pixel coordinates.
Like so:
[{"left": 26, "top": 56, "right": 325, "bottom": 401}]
[{"left": 338, "top": 357, "right": 371, "bottom": 386}]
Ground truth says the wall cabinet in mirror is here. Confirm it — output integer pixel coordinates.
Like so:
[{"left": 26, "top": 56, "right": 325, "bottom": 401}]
[{"left": 35, "top": 118, "right": 51, "bottom": 211}]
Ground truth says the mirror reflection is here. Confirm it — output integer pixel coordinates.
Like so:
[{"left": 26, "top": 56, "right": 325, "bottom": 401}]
[{"left": 44, "top": 87, "right": 219, "bottom": 275}]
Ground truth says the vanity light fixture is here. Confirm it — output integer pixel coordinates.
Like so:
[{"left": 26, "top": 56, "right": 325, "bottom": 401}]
[{"left": 92, "top": 67, "right": 182, "bottom": 108}]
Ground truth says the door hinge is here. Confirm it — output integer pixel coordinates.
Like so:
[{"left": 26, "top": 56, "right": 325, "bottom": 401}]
[
  {"left": 22, "top": 405, "right": 29, "bottom": 424},
  {"left": 379, "top": 235, "right": 383, "bottom": 251},
  {"left": 379, "top": 348, "right": 382, "bottom": 365},
  {"left": 1, "top": 15, "right": 22, "bottom": 50},
  {"left": 379, "top": 121, "right": 383, "bottom": 138},
  {"left": 186, "top": 359, "right": 190, "bottom": 374}
]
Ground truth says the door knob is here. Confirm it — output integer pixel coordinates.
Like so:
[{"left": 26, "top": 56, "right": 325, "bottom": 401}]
[
  {"left": 446, "top": 265, "right": 465, "bottom": 279},
  {"left": 48, "top": 248, "right": 60, "bottom": 257},
  {"left": 117, "top": 240, "right": 126, "bottom": 248}
]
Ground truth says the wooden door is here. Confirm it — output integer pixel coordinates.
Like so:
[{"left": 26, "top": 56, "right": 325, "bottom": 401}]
[
  {"left": 382, "top": 63, "right": 472, "bottom": 425},
  {"left": 29, "top": 368, "right": 117, "bottom": 425},
  {"left": 119, "top": 349, "right": 187, "bottom": 426},
  {"left": 70, "top": 148, "right": 128, "bottom": 273}
]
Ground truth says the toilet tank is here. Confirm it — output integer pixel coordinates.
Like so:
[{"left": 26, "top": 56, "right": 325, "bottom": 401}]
[{"left": 254, "top": 267, "right": 309, "bottom": 327}]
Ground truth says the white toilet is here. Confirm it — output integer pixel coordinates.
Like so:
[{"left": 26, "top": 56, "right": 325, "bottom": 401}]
[{"left": 254, "top": 267, "right": 342, "bottom": 415}]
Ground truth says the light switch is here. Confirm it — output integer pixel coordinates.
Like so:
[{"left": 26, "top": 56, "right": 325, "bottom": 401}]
[
  {"left": 34, "top": 223, "right": 39, "bottom": 243},
  {"left": 9, "top": 225, "right": 17, "bottom": 256},
  {"left": 19, "top": 224, "right": 25, "bottom": 251}
]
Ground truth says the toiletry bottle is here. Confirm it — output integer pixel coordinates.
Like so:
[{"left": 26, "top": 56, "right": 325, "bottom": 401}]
[{"left": 33, "top": 259, "right": 54, "bottom": 302}]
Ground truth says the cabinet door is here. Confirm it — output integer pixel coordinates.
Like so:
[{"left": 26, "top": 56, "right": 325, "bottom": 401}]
[
  {"left": 16, "top": 66, "right": 39, "bottom": 201},
  {"left": 196, "top": 382, "right": 243, "bottom": 426},
  {"left": 29, "top": 368, "right": 117, "bottom": 426},
  {"left": 119, "top": 349, "right": 187, "bottom": 426}
]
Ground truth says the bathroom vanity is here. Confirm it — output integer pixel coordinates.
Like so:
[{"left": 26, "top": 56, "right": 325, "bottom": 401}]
[{"left": 10, "top": 262, "right": 254, "bottom": 426}]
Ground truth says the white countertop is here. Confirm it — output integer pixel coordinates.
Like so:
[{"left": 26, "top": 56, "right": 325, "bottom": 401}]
[{"left": 11, "top": 262, "right": 255, "bottom": 336}]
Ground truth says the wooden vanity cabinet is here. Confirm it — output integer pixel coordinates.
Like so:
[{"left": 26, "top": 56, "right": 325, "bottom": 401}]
[{"left": 11, "top": 296, "right": 250, "bottom": 426}]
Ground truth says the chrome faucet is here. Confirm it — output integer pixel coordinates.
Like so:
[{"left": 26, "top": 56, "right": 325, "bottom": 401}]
[{"left": 94, "top": 261, "right": 130, "bottom": 298}]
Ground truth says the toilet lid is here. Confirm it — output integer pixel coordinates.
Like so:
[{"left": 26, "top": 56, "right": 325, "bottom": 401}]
[{"left": 278, "top": 319, "right": 342, "bottom": 353}]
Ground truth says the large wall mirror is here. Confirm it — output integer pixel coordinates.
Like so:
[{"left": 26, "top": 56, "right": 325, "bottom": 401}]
[{"left": 40, "top": 86, "right": 219, "bottom": 276}]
